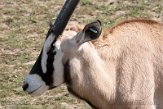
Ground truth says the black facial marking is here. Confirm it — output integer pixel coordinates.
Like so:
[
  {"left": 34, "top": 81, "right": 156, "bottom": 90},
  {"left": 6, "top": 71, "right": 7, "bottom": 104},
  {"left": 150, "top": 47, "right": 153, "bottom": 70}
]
[
  {"left": 29, "top": 29, "right": 58, "bottom": 88},
  {"left": 47, "top": 42, "right": 56, "bottom": 59},
  {"left": 46, "top": 49, "right": 55, "bottom": 85},
  {"left": 42, "top": 39, "right": 58, "bottom": 87},
  {"left": 29, "top": 17, "right": 66, "bottom": 89},
  {"left": 30, "top": 52, "right": 54, "bottom": 86},
  {"left": 64, "top": 60, "right": 71, "bottom": 84}
]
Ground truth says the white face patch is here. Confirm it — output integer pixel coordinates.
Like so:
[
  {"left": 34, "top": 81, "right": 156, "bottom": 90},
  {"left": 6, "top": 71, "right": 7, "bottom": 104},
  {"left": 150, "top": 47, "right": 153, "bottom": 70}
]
[
  {"left": 24, "top": 74, "right": 49, "bottom": 96},
  {"left": 51, "top": 40, "right": 65, "bottom": 86},
  {"left": 41, "top": 34, "right": 55, "bottom": 74},
  {"left": 51, "top": 30, "right": 78, "bottom": 86}
]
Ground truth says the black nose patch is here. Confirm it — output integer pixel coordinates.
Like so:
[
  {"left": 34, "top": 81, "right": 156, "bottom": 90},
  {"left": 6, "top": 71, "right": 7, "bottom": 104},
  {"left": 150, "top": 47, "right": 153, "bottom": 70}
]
[{"left": 22, "top": 83, "right": 29, "bottom": 91}]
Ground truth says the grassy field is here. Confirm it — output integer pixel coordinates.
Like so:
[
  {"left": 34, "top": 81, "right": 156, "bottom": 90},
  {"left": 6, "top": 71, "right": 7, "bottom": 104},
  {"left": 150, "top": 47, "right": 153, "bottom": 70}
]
[{"left": 0, "top": 0, "right": 162, "bottom": 109}]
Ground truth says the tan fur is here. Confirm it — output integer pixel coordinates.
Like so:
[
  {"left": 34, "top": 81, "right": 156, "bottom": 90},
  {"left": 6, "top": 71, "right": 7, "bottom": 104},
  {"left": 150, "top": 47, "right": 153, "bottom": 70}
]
[{"left": 62, "top": 20, "right": 163, "bottom": 109}]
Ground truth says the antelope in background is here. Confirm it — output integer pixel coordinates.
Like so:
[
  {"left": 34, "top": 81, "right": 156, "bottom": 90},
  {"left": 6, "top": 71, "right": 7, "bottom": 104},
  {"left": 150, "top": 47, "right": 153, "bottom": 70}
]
[{"left": 22, "top": 0, "right": 163, "bottom": 109}]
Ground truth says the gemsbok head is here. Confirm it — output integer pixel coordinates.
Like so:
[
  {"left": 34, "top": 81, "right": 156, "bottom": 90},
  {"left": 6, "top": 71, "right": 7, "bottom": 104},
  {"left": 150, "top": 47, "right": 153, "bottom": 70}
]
[
  {"left": 22, "top": 0, "right": 80, "bottom": 95},
  {"left": 22, "top": 0, "right": 163, "bottom": 109}
]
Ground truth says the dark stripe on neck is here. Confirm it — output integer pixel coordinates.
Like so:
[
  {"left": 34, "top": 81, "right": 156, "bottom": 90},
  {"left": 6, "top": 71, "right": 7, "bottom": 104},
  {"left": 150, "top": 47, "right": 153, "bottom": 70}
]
[
  {"left": 63, "top": 60, "right": 98, "bottom": 109},
  {"left": 64, "top": 60, "right": 71, "bottom": 84}
]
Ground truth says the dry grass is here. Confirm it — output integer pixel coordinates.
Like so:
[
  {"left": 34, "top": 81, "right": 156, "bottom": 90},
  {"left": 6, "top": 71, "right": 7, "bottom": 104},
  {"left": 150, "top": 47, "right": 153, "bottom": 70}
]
[{"left": 0, "top": 0, "right": 162, "bottom": 108}]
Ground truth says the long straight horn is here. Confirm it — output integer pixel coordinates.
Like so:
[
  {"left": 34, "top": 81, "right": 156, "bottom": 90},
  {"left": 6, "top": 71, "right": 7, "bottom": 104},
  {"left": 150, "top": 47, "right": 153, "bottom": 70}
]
[{"left": 52, "top": 0, "right": 80, "bottom": 37}]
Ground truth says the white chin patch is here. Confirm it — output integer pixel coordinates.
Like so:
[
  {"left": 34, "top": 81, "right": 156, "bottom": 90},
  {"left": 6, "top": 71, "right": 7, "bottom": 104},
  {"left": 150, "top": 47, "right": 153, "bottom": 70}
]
[
  {"left": 30, "top": 84, "right": 49, "bottom": 96},
  {"left": 24, "top": 74, "right": 49, "bottom": 96}
]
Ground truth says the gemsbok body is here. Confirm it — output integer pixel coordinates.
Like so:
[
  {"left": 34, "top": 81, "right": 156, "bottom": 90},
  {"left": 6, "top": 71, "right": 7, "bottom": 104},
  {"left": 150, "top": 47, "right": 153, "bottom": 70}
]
[{"left": 23, "top": 19, "right": 163, "bottom": 109}]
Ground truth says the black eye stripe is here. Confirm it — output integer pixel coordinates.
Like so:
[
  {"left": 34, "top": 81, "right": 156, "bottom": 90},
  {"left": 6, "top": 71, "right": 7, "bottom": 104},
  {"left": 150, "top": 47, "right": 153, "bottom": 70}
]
[{"left": 47, "top": 37, "right": 58, "bottom": 56}]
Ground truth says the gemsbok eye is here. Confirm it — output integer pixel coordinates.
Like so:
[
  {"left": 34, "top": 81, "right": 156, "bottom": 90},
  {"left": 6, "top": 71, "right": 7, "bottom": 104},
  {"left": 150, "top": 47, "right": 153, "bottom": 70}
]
[{"left": 47, "top": 47, "right": 56, "bottom": 58}]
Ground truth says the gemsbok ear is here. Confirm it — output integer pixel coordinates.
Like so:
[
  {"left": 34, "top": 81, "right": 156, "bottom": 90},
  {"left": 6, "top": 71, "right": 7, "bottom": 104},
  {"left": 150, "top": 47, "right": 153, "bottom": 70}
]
[{"left": 75, "top": 20, "right": 102, "bottom": 45}]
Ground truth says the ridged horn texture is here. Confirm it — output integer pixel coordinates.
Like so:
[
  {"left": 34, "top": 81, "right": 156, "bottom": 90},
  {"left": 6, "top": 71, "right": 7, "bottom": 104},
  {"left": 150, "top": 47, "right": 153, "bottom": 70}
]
[{"left": 52, "top": 0, "right": 80, "bottom": 37}]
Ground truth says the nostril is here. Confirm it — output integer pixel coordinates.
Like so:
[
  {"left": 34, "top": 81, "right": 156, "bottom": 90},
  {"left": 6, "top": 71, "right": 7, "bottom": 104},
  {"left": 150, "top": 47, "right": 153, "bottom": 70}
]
[{"left": 22, "top": 83, "right": 29, "bottom": 91}]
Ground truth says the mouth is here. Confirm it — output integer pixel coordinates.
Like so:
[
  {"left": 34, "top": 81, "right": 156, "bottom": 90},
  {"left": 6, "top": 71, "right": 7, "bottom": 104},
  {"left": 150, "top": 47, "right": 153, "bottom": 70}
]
[
  {"left": 28, "top": 85, "right": 42, "bottom": 94},
  {"left": 49, "top": 86, "right": 57, "bottom": 90}
]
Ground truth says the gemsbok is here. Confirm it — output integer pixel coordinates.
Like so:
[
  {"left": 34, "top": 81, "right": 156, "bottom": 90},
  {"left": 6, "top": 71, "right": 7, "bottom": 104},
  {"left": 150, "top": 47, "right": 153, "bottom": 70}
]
[{"left": 22, "top": 0, "right": 163, "bottom": 109}]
